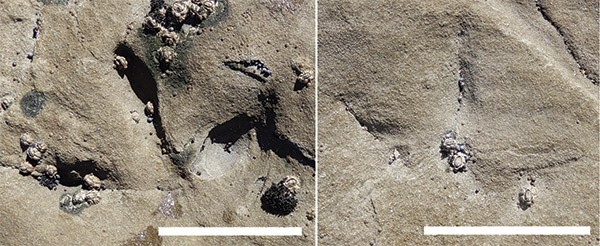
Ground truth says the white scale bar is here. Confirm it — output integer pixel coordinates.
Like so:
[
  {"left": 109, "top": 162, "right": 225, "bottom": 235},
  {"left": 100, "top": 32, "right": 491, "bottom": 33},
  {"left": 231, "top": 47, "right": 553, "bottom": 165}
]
[
  {"left": 424, "top": 226, "right": 591, "bottom": 235},
  {"left": 159, "top": 227, "right": 302, "bottom": 236}
]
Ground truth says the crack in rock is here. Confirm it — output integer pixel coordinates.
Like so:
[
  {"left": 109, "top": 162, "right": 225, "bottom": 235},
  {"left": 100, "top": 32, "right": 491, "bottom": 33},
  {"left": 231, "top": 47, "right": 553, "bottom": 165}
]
[{"left": 535, "top": 0, "right": 598, "bottom": 85}]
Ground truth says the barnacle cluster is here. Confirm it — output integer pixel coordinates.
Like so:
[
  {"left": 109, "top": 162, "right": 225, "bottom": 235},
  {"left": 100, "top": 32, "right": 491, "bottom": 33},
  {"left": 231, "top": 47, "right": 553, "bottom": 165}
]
[
  {"left": 261, "top": 176, "right": 300, "bottom": 216},
  {"left": 440, "top": 131, "right": 473, "bottom": 173},
  {"left": 142, "top": 0, "right": 220, "bottom": 72},
  {"left": 113, "top": 55, "right": 128, "bottom": 71},
  {"left": 59, "top": 190, "right": 101, "bottom": 214},
  {"left": 18, "top": 133, "right": 59, "bottom": 189},
  {"left": 59, "top": 173, "right": 103, "bottom": 214}
]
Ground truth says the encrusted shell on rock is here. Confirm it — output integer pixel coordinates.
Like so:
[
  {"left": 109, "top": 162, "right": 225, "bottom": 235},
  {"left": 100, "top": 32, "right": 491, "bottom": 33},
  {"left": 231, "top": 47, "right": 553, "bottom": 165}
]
[
  {"left": 281, "top": 175, "right": 300, "bottom": 193},
  {"left": 260, "top": 176, "right": 300, "bottom": 216},
  {"left": 83, "top": 190, "right": 101, "bottom": 205},
  {"left": 73, "top": 190, "right": 101, "bottom": 205},
  {"left": 157, "top": 46, "right": 175, "bottom": 65},
  {"left": 113, "top": 55, "right": 128, "bottom": 71},
  {"left": 20, "top": 133, "right": 35, "bottom": 147},
  {"left": 26, "top": 143, "right": 46, "bottom": 162},
  {"left": 145, "top": 101, "right": 154, "bottom": 116},
  {"left": 171, "top": 1, "right": 189, "bottom": 22},
  {"left": 45, "top": 165, "right": 58, "bottom": 178},
  {"left": 519, "top": 188, "right": 534, "bottom": 207},
  {"left": 83, "top": 174, "right": 102, "bottom": 190},
  {"left": 296, "top": 71, "right": 313, "bottom": 86},
  {"left": 159, "top": 30, "right": 179, "bottom": 46},
  {"left": 19, "top": 162, "right": 35, "bottom": 175},
  {"left": 450, "top": 152, "right": 467, "bottom": 172}
]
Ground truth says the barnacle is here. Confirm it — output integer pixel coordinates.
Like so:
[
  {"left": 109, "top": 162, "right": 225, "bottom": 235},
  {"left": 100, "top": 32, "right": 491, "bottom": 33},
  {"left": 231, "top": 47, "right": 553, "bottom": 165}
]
[
  {"left": 145, "top": 101, "right": 155, "bottom": 115},
  {"left": 60, "top": 190, "right": 101, "bottom": 214},
  {"left": 159, "top": 29, "right": 179, "bottom": 46},
  {"left": 519, "top": 188, "right": 534, "bottom": 208},
  {"left": 19, "top": 133, "right": 35, "bottom": 148},
  {"left": 83, "top": 174, "right": 102, "bottom": 190},
  {"left": 19, "top": 161, "right": 34, "bottom": 175},
  {"left": 296, "top": 71, "right": 313, "bottom": 86},
  {"left": 439, "top": 131, "right": 472, "bottom": 173},
  {"left": 260, "top": 176, "right": 300, "bottom": 216},
  {"left": 157, "top": 46, "right": 175, "bottom": 67},
  {"left": 26, "top": 142, "right": 47, "bottom": 162},
  {"left": 170, "top": 1, "right": 189, "bottom": 23},
  {"left": 113, "top": 55, "right": 128, "bottom": 71}
]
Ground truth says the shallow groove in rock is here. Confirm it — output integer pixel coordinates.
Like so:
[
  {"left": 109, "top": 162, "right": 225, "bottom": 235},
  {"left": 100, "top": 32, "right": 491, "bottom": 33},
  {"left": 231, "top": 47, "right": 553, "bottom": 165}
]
[{"left": 535, "top": 0, "right": 598, "bottom": 85}]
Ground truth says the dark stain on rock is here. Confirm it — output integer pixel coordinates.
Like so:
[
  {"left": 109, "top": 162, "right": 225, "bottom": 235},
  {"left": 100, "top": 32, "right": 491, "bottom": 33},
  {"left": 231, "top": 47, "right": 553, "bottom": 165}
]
[{"left": 20, "top": 90, "right": 46, "bottom": 118}]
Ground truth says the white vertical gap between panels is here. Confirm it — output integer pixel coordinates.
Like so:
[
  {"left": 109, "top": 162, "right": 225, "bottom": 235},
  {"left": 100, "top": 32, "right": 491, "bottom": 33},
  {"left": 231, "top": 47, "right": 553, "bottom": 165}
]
[{"left": 313, "top": 0, "right": 319, "bottom": 245}]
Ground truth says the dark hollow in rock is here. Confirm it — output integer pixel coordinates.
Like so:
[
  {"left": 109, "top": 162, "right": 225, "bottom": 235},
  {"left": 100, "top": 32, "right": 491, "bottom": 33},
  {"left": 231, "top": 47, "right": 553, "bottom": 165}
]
[
  {"left": 20, "top": 90, "right": 46, "bottom": 118},
  {"left": 224, "top": 59, "right": 272, "bottom": 83},
  {"left": 114, "top": 43, "right": 158, "bottom": 105},
  {"left": 260, "top": 182, "right": 298, "bottom": 216},
  {"left": 55, "top": 158, "right": 111, "bottom": 187},
  {"left": 293, "top": 79, "right": 309, "bottom": 91},
  {"left": 114, "top": 42, "right": 171, "bottom": 154},
  {"left": 257, "top": 91, "right": 315, "bottom": 168},
  {"left": 207, "top": 114, "right": 254, "bottom": 152}
]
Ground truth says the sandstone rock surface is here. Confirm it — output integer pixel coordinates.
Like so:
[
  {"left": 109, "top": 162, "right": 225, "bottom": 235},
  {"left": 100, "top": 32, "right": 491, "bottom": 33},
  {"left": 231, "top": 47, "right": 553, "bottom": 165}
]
[
  {"left": 0, "top": 0, "right": 314, "bottom": 245},
  {"left": 318, "top": 0, "right": 598, "bottom": 245}
]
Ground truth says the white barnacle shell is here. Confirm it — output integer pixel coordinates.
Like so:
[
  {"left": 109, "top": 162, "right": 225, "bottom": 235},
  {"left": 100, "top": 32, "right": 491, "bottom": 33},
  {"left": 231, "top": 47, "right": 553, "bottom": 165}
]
[
  {"left": 157, "top": 46, "right": 175, "bottom": 65},
  {"left": 144, "top": 16, "right": 162, "bottom": 30},
  {"left": 19, "top": 162, "right": 35, "bottom": 175},
  {"left": 442, "top": 138, "right": 457, "bottom": 151},
  {"left": 59, "top": 194, "right": 73, "bottom": 206},
  {"left": 281, "top": 176, "right": 300, "bottom": 193},
  {"left": 20, "top": 133, "right": 35, "bottom": 147},
  {"left": 297, "top": 71, "right": 313, "bottom": 86},
  {"left": 35, "top": 142, "right": 48, "bottom": 153},
  {"left": 84, "top": 190, "right": 101, "bottom": 205},
  {"left": 45, "top": 165, "right": 58, "bottom": 178},
  {"left": 26, "top": 144, "right": 44, "bottom": 162},
  {"left": 450, "top": 152, "right": 467, "bottom": 171},
  {"left": 113, "top": 55, "right": 128, "bottom": 71},
  {"left": 145, "top": 101, "right": 155, "bottom": 115},
  {"left": 519, "top": 188, "right": 534, "bottom": 205},
  {"left": 159, "top": 29, "right": 179, "bottom": 46},
  {"left": 203, "top": 0, "right": 217, "bottom": 12},
  {"left": 171, "top": 1, "right": 189, "bottom": 22},
  {"left": 73, "top": 191, "right": 87, "bottom": 204},
  {"left": 83, "top": 174, "right": 102, "bottom": 190}
]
